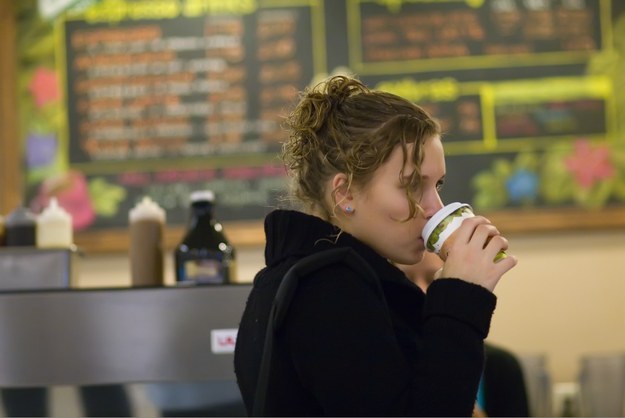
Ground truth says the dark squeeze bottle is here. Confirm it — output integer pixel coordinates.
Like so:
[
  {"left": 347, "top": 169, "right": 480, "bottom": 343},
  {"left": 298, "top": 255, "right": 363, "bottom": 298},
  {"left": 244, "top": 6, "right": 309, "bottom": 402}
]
[
  {"left": 174, "top": 191, "right": 237, "bottom": 285},
  {"left": 5, "top": 206, "right": 37, "bottom": 247}
]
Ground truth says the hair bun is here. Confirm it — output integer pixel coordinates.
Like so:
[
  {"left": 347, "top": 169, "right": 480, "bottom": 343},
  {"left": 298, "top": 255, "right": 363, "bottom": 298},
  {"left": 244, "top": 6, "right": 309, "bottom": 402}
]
[{"left": 318, "top": 75, "right": 369, "bottom": 108}]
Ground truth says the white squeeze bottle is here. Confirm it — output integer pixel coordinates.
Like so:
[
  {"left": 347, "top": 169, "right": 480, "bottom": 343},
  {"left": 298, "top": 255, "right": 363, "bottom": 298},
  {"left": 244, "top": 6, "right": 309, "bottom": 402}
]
[{"left": 36, "top": 197, "right": 73, "bottom": 248}]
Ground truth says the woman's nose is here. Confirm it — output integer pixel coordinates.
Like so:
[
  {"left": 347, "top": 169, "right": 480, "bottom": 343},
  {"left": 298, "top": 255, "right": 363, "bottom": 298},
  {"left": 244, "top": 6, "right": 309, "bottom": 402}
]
[{"left": 423, "top": 193, "right": 443, "bottom": 219}]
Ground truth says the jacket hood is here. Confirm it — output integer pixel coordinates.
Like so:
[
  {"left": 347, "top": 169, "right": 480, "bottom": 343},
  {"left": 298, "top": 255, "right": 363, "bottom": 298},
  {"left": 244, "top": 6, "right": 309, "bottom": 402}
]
[{"left": 263, "top": 210, "right": 418, "bottom": 290}]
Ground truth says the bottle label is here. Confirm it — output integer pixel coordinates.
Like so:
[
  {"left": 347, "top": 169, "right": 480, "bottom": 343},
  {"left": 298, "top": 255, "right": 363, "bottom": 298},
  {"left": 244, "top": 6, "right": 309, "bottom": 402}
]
[{"left": 182, "top": 258, "right": 227, "bottom": 284}]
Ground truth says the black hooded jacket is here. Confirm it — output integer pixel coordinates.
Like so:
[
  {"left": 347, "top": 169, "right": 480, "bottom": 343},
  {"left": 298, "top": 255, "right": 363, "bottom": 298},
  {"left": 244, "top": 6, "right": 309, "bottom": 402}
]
[{"left": 234, "top": 210, "right": 497, "bottom": 416}]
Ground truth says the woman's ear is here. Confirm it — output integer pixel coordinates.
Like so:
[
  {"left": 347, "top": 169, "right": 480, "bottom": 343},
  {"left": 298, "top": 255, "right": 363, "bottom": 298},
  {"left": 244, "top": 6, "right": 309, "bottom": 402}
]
[{"left": 331, "top": 173, "right": 354, "bottom": 214}]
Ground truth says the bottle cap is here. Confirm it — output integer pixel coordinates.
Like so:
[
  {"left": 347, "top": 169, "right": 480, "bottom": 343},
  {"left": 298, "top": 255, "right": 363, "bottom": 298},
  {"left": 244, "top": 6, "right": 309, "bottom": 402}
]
[
  {"left": 422, "top": 202, "right": 473, "bottom": 254},
  {"left": 190, "top": 190, "right": 215, "bottom": 203},
  {"left": 5, "top": 206, "right": 37, "bottom": 226},
  {"left": 38, "top": 197, "right": 72, "bottom": 223},
  {"left": 129, "top": 196, "right": 166, "bottom": 223}
]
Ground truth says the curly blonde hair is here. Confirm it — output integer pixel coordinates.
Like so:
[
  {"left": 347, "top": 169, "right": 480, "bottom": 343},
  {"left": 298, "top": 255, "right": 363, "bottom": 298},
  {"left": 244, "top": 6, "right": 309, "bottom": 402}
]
[{"left": 282, "top": 75, "right": 440, "bottom": 221}]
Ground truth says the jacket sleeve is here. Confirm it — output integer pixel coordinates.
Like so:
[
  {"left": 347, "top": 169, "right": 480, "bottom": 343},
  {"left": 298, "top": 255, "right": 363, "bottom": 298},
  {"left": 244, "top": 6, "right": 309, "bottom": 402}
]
[{"left": 284, "top": 266, "right": 496, "bottom": 417}]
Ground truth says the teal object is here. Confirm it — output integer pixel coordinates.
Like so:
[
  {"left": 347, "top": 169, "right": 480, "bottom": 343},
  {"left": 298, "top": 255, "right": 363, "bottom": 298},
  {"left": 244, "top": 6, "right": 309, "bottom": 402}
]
[{"left": 476, "top": 376, "right": 485, "bottom": 410}]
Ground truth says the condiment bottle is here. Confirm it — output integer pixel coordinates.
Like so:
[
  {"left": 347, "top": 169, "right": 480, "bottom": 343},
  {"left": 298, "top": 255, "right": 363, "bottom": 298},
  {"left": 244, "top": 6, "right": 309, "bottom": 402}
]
[
  {"left": 36, "top": 197, "right": 73, "bottom": 248},
  {"left": 175, "top": 190, "right": 237, "bottom": 285},
  {"left": 0, "top": 214, "right": 5, "bottom": 246},
  {"left": 5, "top": 206, "right": 37, "bottom": 247},
  {"left": 129, "top": 196, "right": 166, "bottom": 287},
  {"left": 422, "top": 202, "right": 507, "bottom": 262}
]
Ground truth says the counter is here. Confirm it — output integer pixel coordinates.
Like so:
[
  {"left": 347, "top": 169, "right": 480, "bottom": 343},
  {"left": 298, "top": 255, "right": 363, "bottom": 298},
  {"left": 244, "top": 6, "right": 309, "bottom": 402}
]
[{"left": 0, "top": 284, "right": 251, "bottom": 387}]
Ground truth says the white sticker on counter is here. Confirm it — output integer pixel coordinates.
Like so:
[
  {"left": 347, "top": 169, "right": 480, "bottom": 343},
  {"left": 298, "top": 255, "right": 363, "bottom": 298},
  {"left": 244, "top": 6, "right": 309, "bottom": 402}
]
[{"left": 211, "top": 328, "right": 238, "bottom": 354}]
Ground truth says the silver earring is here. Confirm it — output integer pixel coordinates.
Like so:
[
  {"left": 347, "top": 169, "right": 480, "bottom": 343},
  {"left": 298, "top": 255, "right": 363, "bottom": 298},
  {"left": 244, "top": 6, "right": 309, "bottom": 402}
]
[{"left": 345, "top": 206, "right": 354, "bottom": 214}]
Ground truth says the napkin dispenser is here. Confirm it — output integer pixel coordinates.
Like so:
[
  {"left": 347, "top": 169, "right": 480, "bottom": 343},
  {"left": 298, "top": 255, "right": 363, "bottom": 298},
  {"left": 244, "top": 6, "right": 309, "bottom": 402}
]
[{"left": 0, "top": 248, "right": 78, "bottom": 290}]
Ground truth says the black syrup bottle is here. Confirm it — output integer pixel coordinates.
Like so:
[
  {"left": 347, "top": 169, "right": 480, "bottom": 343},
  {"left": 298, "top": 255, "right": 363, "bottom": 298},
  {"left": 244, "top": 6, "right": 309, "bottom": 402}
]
[{"left": 175, "top": 190, "right": 237, "bottom": 285}]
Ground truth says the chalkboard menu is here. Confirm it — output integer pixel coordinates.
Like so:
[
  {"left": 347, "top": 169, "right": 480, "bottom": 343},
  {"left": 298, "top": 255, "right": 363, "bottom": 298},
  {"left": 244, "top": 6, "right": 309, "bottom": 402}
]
[
  {"left": 59, "top": 1, "right": 322, "bottom": 233},
  {"left": 21, "top": 0, "right": 625, "bottom": 250}
]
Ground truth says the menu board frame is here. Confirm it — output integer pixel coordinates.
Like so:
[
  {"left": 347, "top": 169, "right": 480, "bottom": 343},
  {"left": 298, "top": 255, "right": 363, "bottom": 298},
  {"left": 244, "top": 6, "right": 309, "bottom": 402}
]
[{"left": 0, "top": 0, "right": 21, "bottom": 216}]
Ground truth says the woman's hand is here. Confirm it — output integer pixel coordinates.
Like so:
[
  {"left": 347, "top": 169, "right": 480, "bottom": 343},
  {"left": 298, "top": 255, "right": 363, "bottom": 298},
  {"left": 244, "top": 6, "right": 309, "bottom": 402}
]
[{"left": 439, "top": 216, "right": 518, "bottom": 292}]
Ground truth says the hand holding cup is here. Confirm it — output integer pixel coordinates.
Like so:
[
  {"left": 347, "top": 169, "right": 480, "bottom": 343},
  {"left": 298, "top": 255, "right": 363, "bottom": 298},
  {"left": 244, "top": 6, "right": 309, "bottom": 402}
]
[{"left": 421, "top": 203, "right": 518, "bottom": 292}]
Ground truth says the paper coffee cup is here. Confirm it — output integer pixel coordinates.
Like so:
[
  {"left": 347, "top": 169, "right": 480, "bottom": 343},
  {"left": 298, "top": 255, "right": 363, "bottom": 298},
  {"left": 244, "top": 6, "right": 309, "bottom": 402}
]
[{"left": 422, "top": 202, "right": 507, "bottom": 262}]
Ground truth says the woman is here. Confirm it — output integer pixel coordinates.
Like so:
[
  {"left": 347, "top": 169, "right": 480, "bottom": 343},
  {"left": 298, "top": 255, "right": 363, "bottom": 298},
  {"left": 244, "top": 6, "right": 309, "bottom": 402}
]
[{"left": 234, "top": 75, "right": 518, "bottom": 416}]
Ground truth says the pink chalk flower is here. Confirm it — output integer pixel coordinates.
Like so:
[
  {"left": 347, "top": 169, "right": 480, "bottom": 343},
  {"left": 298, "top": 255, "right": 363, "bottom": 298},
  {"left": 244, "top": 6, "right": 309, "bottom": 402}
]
[
  {"left": 28, "top": 67, "right": 60, "bottom": 108},
  {"left": 565, "top": 140, "right": 615, "bottom": 188}
]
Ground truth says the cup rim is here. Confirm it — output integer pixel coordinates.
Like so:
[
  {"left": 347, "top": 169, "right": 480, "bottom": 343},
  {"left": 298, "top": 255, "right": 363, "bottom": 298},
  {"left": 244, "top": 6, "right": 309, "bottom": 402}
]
[{"left": 421, "top": 202, "right": 472, "bottom": 244}]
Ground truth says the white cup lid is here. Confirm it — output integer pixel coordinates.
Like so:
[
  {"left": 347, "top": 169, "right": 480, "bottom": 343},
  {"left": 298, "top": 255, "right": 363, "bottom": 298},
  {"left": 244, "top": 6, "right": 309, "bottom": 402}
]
[{"left": 421, "top": 202, "right": 472, "bottom": 244}]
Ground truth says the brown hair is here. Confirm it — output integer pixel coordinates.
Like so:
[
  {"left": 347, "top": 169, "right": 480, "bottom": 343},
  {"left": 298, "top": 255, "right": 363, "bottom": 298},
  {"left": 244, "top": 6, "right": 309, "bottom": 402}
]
[{"left": 282, "top": 75, "right": 441, "bottom": 221}]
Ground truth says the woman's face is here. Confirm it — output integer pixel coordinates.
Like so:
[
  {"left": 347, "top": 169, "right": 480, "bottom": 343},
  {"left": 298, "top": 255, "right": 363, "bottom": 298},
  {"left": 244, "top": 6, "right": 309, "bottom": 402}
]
[{"left": 346, "top": 135, "right": 445, "bottom": 265}]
